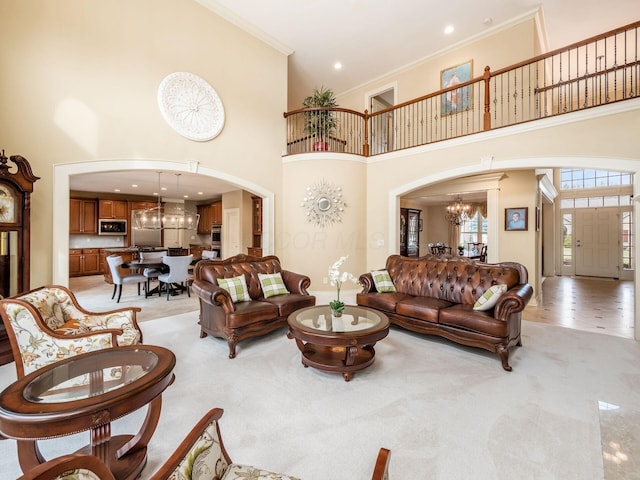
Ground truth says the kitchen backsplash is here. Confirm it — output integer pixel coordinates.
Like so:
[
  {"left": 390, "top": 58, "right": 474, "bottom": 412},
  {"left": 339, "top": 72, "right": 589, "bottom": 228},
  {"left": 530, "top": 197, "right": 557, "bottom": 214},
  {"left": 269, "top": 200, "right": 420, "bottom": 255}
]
[{"left": 69, "top": 235, "right": 126, "bottom": 249}]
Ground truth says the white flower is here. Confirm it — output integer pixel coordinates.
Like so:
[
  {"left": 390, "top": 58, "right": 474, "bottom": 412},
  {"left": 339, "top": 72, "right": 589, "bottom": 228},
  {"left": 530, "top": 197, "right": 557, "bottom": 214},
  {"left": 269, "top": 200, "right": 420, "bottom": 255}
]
[{"left": 328, "top": 255, "right": 360, "bottom": 302}]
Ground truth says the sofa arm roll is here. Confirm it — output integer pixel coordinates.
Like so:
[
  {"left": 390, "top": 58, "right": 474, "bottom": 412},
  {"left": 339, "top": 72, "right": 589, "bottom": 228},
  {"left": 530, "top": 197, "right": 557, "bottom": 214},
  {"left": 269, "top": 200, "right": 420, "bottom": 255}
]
[
  {"left": 191, "top": 280, "right": 236, "bottom": 312},
  {"left": 281, "top": 270, "right": 311, "bottom": 295},
  {"left": 494, "top": 283, "right": 534, "bottom": 320},
  {"left": 358, "top": 273, "right": 375, "bottom": 293}
]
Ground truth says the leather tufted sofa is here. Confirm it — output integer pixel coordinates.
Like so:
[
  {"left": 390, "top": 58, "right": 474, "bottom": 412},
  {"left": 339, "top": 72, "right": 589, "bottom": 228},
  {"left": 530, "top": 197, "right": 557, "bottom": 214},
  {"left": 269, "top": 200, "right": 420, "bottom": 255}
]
[
  {"left": 357, "top": 255, "right": 533, "bottom": 371},
  {"left": 192, "top": 254, "right": 316, "bottom": 358}
]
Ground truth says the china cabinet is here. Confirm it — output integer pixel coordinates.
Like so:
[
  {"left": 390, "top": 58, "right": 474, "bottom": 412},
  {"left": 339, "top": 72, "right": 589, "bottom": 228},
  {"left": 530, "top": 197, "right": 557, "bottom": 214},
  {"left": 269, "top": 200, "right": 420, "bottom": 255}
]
[{"left": 400, "top": 208, "right": 421, "bottom": 257}]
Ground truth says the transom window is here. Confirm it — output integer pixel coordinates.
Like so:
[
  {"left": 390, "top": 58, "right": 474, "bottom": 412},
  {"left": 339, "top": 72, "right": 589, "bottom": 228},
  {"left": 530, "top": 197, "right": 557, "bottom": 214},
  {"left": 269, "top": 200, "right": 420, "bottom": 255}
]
[
  {"left": 560, "top": 169, "right": 632, "bottom": 190},
  {"left": 459, "top": 211, "right": 487, "bottom": 247}
]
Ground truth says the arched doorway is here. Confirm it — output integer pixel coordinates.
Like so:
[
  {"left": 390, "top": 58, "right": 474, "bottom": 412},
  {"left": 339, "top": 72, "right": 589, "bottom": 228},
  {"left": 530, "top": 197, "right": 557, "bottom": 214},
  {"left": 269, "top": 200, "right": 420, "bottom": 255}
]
[
  {"left": 52, "top": 159, "right": 274, "bottom": 285},
  {"left": 390, "top": 155, "right": 640, "bottom": 340}
]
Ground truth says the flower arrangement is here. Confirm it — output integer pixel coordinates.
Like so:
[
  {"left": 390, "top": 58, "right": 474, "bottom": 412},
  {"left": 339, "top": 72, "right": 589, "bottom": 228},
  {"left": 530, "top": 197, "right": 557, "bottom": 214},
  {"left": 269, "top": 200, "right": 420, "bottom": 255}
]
[{"left": 328, "top": 255, "right": 360, "bottom": 316}]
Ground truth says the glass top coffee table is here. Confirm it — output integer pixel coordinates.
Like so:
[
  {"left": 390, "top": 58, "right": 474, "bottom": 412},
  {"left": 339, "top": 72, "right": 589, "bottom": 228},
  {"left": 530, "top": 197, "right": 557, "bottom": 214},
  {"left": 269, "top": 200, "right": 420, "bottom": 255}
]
[
  {"left": 287, "top": 305, "right": 390, "bottom": 381},
  {"left": 0, "top": 345, "right": 176, "bottom": 480}
]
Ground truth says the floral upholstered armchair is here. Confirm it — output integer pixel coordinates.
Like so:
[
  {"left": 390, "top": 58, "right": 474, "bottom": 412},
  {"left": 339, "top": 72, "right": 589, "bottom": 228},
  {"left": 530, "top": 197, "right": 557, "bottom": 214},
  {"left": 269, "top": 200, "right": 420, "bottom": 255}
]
[
  {"left": 0, "top": 284, "right": 142, "bottom": 378},
  {"left": 148, "top": 408, "right": 391, "bottom": 480}
]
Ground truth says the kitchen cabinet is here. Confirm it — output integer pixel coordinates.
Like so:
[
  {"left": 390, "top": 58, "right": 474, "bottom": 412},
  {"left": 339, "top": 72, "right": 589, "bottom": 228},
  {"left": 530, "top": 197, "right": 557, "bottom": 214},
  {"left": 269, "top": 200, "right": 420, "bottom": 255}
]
[
  {"left": 69, "top": 248, "right": 101, "bottom": 277},
  {"left": 99, "top": 199, "right": 127, "bottom": 219},
  {"left": 69, "top": 199, "right": 97, "bottom": 234},
  {"left": 197, "top": 201, "right": 221, "bottom": 234},
  {"left": 197, "top": 204, "right": 212, "bottom": 234},
  {"left": 211, "top": 201, "right": 222, "bottom": 225}
]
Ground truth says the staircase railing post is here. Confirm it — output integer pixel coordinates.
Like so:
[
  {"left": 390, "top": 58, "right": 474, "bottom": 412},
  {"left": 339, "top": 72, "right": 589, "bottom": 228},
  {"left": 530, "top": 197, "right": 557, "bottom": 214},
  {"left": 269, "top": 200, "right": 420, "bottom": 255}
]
[
  {"left": 363, "top": 109, "right": 370, "bottom": 157},
  {"left": 483, "top": 66, "right": 491, "bottom": 131}
]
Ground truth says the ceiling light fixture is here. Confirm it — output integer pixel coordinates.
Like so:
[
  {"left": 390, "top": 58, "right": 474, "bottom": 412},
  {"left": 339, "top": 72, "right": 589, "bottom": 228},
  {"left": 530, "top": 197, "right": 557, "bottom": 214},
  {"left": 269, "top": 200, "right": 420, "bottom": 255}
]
[
  {"left": 444, "top": 25, "right": 454, "bottom": 35},
  {"left": 334, "top": 62, "right": 342, "bottom": 70},
  {"left": 132, "top": 172, "right": 200, "bottom": 230},
  {"left": 444, "top": 195, "right": 471, "bottom": 226}
]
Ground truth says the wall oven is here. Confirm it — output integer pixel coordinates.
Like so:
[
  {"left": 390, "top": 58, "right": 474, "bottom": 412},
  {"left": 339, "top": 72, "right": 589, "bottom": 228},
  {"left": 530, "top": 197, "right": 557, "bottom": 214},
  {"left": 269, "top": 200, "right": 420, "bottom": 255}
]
[
  {"left": 99, "top": 219, "right": 127, "bottom": 235},
  {"left": 211, "top": 225, "right": 222, "bottom": 248}
]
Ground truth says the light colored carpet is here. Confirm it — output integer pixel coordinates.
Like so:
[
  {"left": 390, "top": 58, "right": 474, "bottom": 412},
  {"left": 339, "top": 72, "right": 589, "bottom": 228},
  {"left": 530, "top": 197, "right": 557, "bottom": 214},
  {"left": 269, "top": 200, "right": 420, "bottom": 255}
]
[{"left": 1, "top": 313, "right": 639, "bottom": 479}]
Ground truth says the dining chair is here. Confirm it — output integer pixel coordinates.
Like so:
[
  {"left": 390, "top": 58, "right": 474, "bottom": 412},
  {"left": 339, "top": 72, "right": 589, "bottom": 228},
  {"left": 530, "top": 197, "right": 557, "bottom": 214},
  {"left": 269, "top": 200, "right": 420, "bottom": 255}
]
[
  {"left": 0, "top": 284, "right": 142, "bottom": 378},
  {"left": 158, "top": 254, "right": 193, "bottom": 300},
  {"left": 106, "top": 255, "right": 147, "bottom": 303},
  {"left": 147, "top": 408, "right": 391, "bottom": 480},
  {"left": 140, "top": 250, "right": 168, "bottom": 296}
]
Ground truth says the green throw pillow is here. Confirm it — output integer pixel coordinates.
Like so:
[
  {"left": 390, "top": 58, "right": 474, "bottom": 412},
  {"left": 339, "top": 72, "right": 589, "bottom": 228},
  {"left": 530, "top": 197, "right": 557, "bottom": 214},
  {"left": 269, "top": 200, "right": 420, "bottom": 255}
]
[
  {"left": 371, "top": 269, "right": 396, "bottom": 293},
  {"left": 258, "top": 272, "right": 290, "bottom": 298},
  {"left": 473, "top": 284, "right": 508, "bottom": 311},
  {"left": 218, "top": 275, "right": 250, "bottom": 303}
]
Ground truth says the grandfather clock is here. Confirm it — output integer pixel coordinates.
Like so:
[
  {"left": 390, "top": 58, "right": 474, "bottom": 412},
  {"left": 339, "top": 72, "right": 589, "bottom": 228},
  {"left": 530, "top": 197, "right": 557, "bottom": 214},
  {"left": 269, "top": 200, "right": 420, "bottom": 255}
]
[{"left": 0, "top": 150, "right": 39, "bottom": 364}]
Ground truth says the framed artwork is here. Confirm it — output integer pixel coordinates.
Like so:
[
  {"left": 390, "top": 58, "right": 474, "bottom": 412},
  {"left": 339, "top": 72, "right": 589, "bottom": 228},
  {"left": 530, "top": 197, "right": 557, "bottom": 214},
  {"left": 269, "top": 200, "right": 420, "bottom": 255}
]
[
  {"left": 505, "top": 207, "right": 528, "bottom": 231},
  {"left": 440, "top": 60, "right": 473, "bottom": 115}
]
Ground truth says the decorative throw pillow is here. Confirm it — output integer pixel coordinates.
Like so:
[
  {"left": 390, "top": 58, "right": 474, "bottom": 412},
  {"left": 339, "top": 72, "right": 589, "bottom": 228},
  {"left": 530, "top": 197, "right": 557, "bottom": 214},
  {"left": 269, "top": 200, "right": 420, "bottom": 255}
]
[
  {"left": 218, "top": 275, "right": 250, "bottom": 303},
  {"left": 258, "top": 272, "right": 290, "bottom": 298},
  {"left": 371, "top": 269, "right": 396, "bottom": 293},
  {"left": 473, "top": 284, "right": 508, "bottom": 311}
]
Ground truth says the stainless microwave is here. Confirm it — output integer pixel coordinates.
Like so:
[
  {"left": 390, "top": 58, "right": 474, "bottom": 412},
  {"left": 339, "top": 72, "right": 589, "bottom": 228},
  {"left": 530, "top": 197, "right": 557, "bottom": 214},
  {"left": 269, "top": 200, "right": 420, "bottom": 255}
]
[{"left": 99, "top": 219, "right": 127, "bottom": 235}]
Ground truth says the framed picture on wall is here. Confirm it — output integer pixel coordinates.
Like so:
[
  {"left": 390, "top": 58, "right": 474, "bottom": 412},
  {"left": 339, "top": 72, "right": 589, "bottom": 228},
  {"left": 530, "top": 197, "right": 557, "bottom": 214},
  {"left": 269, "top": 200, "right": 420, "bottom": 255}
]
[
  {"left": 440, "top": 60, "right": 473, "bottom": 115},
  {"left": 505, "top": 207, "right": 528, "bottom": 231}
]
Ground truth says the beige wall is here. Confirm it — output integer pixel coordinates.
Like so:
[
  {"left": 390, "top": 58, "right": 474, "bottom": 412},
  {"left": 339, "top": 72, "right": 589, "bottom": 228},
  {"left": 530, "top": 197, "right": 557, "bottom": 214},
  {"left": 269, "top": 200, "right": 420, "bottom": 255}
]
[
  {"left": 281, "top": 157, "right": 367, "bottom": 295},
  {"left": 337, "top": 18, "right": 538, "bottom": 110},
  {"left": 0, "top": 0, "right": 287, "bottom": 287}
]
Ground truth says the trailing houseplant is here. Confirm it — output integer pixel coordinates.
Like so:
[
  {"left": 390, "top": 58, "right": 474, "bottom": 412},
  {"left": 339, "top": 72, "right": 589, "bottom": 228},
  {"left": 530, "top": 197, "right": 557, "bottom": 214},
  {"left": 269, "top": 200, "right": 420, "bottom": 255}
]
[{"left": 302, "top": 86, "right": 338, "bottom": 151}]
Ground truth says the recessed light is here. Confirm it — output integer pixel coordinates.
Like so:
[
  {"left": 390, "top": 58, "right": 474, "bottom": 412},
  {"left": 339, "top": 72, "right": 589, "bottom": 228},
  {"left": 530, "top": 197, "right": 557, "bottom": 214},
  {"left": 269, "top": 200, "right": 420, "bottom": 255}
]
[
  {"left": 198, "top": 191, "right": 204, "bottom": 195},
  {"left": 114, "top": 189, "right": 120, "bottom": 192},
  {"left": 131, "top": 184, "right": 138, "bottom": 188},
  {"left": 444, "top": 25, "right": 454, "bottom": 35},
  {"left": 183, "top": 195, "right": 189, "bottom": 198},
  {"left": 483, "top": 17, "right": 493, "bottom": 26},
  {"left": 161, "top": 187, "right": 167, "bottom": 191},
  {"left": 334, "top": 62, "right": 342, "bottom": 70}
]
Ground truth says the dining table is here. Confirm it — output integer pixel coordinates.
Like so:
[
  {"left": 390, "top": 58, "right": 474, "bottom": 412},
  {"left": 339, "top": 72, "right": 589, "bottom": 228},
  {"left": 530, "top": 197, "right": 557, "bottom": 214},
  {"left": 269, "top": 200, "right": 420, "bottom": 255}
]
[{"left": 122, "top": 257, "right": 201, "bottom": 297}]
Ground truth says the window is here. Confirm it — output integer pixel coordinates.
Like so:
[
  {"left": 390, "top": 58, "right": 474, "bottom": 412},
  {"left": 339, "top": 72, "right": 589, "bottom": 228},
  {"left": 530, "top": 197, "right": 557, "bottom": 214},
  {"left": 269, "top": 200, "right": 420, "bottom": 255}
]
[
  {"left": 560, "top": 169, "right": 632, "bottom": 190},
  {"left": 622, "top": 210, "right": 633, "bottom": 270},
  {"left": 459, "top": 211, "right": 487, "bottom": 247},
  {"left": 562, "top": 213, "right": 573, "bottom": 267}
]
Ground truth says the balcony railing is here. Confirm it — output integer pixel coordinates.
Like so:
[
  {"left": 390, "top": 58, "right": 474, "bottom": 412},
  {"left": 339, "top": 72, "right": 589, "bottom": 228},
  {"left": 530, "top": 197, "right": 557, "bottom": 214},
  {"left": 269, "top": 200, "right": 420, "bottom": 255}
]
[{"left": 284, "top": 20, "right": 640, "bottom": 157}]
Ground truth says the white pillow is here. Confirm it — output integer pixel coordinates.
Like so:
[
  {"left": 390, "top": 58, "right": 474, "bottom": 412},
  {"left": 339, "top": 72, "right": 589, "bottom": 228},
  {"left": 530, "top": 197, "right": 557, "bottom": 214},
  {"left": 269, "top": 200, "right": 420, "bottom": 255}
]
[{"left": 473, "top": 284, "right": 508, "bottom": 311}]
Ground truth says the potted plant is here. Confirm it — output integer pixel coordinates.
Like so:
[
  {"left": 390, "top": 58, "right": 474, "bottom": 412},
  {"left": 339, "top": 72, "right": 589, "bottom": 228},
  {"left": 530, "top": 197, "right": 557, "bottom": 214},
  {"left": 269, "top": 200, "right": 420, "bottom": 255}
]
[{"left": 302, "top": 86, "right": 338, "bottom": 151}]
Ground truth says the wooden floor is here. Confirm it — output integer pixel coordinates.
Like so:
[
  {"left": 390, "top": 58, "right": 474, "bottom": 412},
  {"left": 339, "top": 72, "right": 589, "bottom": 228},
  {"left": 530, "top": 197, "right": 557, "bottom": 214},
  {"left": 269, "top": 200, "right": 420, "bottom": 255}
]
[
  {"left": 69, "top": 273, "right": 635, "bottom": 339},
  {"left": 523, "top": 276, "right": 635, "bottom": 339}
]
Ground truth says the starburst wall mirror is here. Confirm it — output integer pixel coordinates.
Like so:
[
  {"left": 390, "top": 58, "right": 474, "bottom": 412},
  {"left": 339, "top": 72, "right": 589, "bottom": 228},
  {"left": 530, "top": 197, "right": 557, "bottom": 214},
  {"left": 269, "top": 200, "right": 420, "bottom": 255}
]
[{"left": 300, "top": 179, "right": 347, "bottom": 229}]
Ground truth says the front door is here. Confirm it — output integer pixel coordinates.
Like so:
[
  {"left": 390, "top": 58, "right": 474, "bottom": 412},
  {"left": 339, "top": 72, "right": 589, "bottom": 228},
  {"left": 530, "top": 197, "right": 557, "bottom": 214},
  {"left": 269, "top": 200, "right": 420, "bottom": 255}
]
[{"left": 575, "top": 208, "right": 619, "bottom": 278}]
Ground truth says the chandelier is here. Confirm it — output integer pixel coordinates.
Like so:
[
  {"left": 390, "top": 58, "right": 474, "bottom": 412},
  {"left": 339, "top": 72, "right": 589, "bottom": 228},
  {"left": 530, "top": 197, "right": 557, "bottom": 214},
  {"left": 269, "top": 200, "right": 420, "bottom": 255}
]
[
  {"left": 133, "top": 172, "right": 200, "bottom": 230},
  {"left": 444, "top": 196, "right": 471, "bottom": 226}
]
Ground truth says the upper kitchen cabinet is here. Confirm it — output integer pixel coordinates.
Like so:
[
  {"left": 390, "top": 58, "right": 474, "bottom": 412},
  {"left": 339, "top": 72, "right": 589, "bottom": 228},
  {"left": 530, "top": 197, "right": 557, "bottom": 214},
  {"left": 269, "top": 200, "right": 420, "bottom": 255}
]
[
  {"left": 99, "top": 199, "right": 127, "bottom": 219},
  {"left": 211, "top": 201, "right": 222, "bottom": 225},
  {"left": 197, "top": 201, "right": 222, "bottom": 234},
  {"left": 69, "top": 198, "right": 97, "bottom": 234}
]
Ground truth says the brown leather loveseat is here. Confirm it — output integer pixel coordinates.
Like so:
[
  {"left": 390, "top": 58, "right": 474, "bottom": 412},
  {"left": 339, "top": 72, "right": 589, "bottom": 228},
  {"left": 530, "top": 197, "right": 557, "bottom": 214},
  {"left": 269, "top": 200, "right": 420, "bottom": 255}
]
[
  {"left": 357, "top": 255, "right": 533, "bottom": 371},
  {"left": 192, "top": 254, "right": 316, "bottom": 358}
]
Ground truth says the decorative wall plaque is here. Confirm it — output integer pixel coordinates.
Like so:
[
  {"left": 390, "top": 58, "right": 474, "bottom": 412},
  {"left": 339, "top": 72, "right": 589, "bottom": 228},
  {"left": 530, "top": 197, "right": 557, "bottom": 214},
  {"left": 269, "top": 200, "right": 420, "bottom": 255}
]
[{"left": 157, "top": 72, "right": 225, "bottom": 141}]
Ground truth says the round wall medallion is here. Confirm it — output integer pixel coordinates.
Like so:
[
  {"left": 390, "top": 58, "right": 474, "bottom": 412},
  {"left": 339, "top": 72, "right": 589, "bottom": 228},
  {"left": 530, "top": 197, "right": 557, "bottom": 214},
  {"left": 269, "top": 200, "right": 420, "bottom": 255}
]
[{"left": 157, "top": 72, "right": 225, "bottom": 141}]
